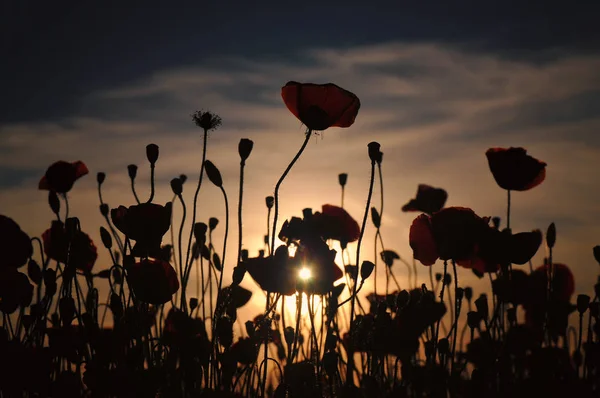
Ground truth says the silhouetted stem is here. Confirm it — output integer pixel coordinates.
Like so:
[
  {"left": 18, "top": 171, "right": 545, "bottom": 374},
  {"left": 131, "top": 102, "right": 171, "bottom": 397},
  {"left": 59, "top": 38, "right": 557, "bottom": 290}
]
[
  {"left": 217, "top": 186, "right": 229, "bottom": 294},
  {"left": 147, "top": 165, "right": 156, "bottom": 203},
  {"left": 451, "top": 261, "right": 459, "bottom": 373},
  {"left": 237, "top": 160, "right": 246, "bottom": 268},
  {"left": 433, "top": 261, "right": 448, "bottom": 361},
  {"left": 346, "top": 159, "right": 376, "bottom": 386},
  {"left": 130, "top": 178, "right": 141, "bottom": 204},
  {"left": 186, "top": 128, "right": 209, "bottom": 271},
  {"left": 176, "top": 194, "right": 187, "bottom": 312},
  {"left": 506, "top": 189, "right": 511, "bottom": 230},
  {"left": 271, "top": 130, "right": 312, "bottom": 252}
]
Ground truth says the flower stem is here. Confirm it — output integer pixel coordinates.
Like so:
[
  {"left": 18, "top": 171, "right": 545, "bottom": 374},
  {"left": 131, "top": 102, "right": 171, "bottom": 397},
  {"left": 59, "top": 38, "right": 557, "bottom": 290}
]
[
  {"left": 506, "top": 189, "right": 511, "bottom": 230},
  {"left": 237, "top": 160, "right": 246, "bottom": 268},
  {"left": 346, "top": 158, "right": 376, "bottom": 386},
  {"left": 147, "top": 165, "right": 155, "bottom": 203},
  {"left": 271, "top": 130, "right": 312, "bottom": 252}
]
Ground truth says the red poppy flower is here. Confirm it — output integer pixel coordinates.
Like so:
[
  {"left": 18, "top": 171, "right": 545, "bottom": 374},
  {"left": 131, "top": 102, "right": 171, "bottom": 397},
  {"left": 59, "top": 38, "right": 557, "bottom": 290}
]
[
  {"left": 39, "top": 161, "right": 89, "bottom": 193},
  {"left": 293, "top": 237, "right": 344, "bottom": 295},
  {"left": 410, "top": 207, "right": 489, "bottom": 266},
  {"left": 0, "top": 268, "right": 33, "bottom": 314},
  {"left": 126, "top": 258, "right": 179, "bottom": 305},
  {"left": 0, "top": 215, "right": 33, "bottom": 269},
  {"left": 281, "top": 81, "right": 360, "bottom": 131},
  {"left": 402, "top": 184, "right": 448, "bottom": 215},
  {"left": 42, "top": 221, "right": 97, "bottom": 272},
  {"left": 528, "top": 262, "right": 575, "bottom": 303},
  {"left": 313, "top": 204, "right": 360, "bottom": 243},
  {"left": 111, "top": 202, "right": 172, "bottom": 258},
  {"left": 243, "top": 246, "right": 297, "bottom": 295},
  {"left": 486, "top": 147, "right": 546, "bottom": 191}
]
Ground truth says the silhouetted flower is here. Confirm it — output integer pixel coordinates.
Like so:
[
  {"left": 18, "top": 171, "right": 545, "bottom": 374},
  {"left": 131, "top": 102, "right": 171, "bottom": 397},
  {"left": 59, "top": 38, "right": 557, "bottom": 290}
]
[
  {"left": 192, "top": 110, "right": 222, "bottom": 131},
  {"left": 486, "top": 147, "right": 546, "bottom": 191},
  {"left": 42, "top": 220, "right": 98, "bottom": 272},
  {"left": 409, "top": 207, "right": 489, "bottom": 265},
  {"left": 126, "top": 258, "right": 179, "bottom": 305},
  {"left": 281, "top": 81, "right": 360, "bottom": 131},
  {"left": 243, "top": 246, "right": 297, "bottom": 295},
  {"left": 39, "top": 161, "right": 88, "bottom": 193},
  {"left": 0, "top": 215, "right": 33, "bottom": 269},
  {"left": 529, "top": 262, "right": 575, "bottom": 303},
  {"left": 111, "top": 202, "right": 172, "bottom": 258},
  {"left": 402, "top": 184, "right": 448, "bottom": 215},
  {"left": 312, "top": 204, "right": 360, "bottom": 243},
  {"left": 0, "top": 268, "right": 33, "bottom": 313}
]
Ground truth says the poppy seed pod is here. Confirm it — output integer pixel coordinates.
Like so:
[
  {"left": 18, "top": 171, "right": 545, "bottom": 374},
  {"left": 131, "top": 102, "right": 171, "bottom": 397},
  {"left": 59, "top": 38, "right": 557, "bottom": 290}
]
[
  {"left": 48, "top": 191, "right": 60, "bottom": 215},
  {"left": 443, "top": 273, "right": 452, "bottom": 286},
  {"left": 546, "top": 222, "right": 556, "bottom": 249},
  {"left": 338, "top": 173, "right": 348, "bottom": 187},
  {"left": 435, "top": 273, "right": 442, "bottom": 282},
  {"left": 97, "top": 172, "right": 106, "bottom": 185},
  {"left": 204, "top": 160, "right": 223, "bottom": 187},
  {"left": 189, "top": 297, "right": 199, "bottom": 311},
  {"left": 438, "top": 338, "right": 450, "bottom": 355},
  {"left": 467, "top": 311, "right": 481, "bottom": 329},
  {"left": 127, "top": 164, "right": 138, "bottom": 180},
  {"left": 146, "top": 143, "right": 159, "bottom": 165},
  {"left": 464, "top": 287, "right": 473, "bottom": 302},
  {"left": 170, "top": 178, "right": 183, "bottom": 196},
  {"left": 577, "top": 294, "right": 591, "bottom": 314},
  {"left": 265, "top": 196, "right": 274, "bottom": 209},
  {"left": 209, "top": 217, "right": 219, "bottom": 231},
  {"left": 455, "top": 287, "right": 464, "bottom": 301},
  {"left": 367, "top": 142, "right": 381, "bottom": 163},
  {"left": 238, "top": 138, "right": 254, "bottom": 161}
]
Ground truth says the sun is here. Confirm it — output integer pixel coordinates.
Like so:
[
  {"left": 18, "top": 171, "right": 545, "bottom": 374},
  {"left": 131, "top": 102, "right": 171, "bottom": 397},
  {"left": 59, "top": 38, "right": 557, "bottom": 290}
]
[{"left": 298, "top": 266, "right": 312, "bottom": 281}]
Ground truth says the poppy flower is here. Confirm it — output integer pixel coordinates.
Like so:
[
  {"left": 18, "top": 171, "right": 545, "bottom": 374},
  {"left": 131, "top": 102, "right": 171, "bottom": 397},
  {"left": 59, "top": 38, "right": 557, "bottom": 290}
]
[
  {"left": 402, "top": 184, "right": 448, "bottom": 215},
  {"left": 243, "top": 246, "right": 297, "bottom": 295},
  {"left": 0, "top": 215, "right": 33, "bottom": 269},
  {"left": 42, "top": 221, "right": 97, "bottom": 272},
  {"left": 126, "top": 258, "right": 179, "bottom": 305},
  {"left": 281, "top": 81, "right": 360, "bottom": 131},
  {"left": 528, "top": 262, "right": 575, "bottom": 303},
  {"left": 313, "top": 204, "right": 360, "bottom": 243},
  {"left": 457, "top": 228, "right": 542, "bottom": 274},
  {"left": 111, "top": 202, "right": 172, "bottom": 258},
  {"left": 0, "top": 268, "right": 33, "bottom": 314},
  {"left": 409, "top": 207, "right": 489, "bottom": 265},
  {"left": 486, "top": 147, "right": 546, "bottom": 191},
  {"left": 293, "top": 237, "right": 344, "bottom": 295},
  {"left": 39, "top": 161, "right": 89, "bottom": 193}
]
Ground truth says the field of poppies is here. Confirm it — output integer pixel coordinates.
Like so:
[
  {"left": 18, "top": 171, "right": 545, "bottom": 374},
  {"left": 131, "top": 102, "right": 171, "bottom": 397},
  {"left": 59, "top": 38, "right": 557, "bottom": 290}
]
[{"left": 1, "top": 81, "right": 599, "bottom": 397}]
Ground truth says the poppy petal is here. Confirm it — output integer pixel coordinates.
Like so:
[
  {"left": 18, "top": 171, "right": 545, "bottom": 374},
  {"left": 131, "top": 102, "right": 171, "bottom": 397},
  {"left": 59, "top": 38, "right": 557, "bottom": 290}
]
[
  {"left": 409, "top": 214, "right": 439, "bottom": 266},
  {"left": 73, "top": 161, "right": 89, "bottom": 179},
  {"left": 510, "top": 230, "right": 542, "bottom": 265}
]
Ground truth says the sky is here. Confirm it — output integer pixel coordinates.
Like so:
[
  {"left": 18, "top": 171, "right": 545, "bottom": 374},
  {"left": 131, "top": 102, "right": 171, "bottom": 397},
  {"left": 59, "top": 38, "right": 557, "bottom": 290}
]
[{"left": 1, "top": 1, "right": 600, "bottom": 320}]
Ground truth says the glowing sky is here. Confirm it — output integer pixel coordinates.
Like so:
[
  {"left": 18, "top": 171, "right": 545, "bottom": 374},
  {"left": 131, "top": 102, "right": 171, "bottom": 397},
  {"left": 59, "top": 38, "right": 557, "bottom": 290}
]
[{"left": 2, "top": 2, "right": 600, "bottom": 319}]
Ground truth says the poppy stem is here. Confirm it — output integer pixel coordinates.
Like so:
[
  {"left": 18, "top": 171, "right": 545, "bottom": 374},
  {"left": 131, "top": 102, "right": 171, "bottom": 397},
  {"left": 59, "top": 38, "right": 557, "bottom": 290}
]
[
  {"left": 346, "top": 158, "right": 376, "bottom": 386},
  {"left": 237, "top": 159, "right": 246, "bottom": 270},
  {"left": 147, "top": 164, "right": 156, "bottom": 203},
  {"left": 130, "top": 178, "right": 141, "bottom": 204},
  {"left": 176, "top": 193, "right": 187, "bottom": 312},
  {"left": 271, "top": 130, "right": 312, "bottom": 253},
  {"left": 506, "top": 189, "right": 511, "bottom": 230},
  {"left": 433, "top": 260, "right": 448, "bottom": 363},
  {"left": 217, "top": 186, "right": 229, "bottom": 295},
  {"left": 450, "top": 260, "right": 460, "bottom": 373},
  {"left": 185, "top": 128, "right": 209, "bottom": 275}
]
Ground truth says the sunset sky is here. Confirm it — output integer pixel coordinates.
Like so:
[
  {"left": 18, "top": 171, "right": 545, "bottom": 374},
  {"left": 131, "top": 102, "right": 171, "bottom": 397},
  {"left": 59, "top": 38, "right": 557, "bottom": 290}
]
[{"left": 2, "top": 1, "right": 600, "bottom": 318}]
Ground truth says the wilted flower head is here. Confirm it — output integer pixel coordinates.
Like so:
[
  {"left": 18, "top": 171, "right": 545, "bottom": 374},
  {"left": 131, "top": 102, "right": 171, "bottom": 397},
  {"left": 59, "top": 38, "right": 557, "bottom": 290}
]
[{"left": 192, "top": 110, "right": 222, "bottom": 131}]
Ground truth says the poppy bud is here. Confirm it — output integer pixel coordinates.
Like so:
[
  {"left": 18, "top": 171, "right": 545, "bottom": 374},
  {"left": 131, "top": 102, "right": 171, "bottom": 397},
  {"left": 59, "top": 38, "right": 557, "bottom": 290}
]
[
  {"left": 65, "top": 217, "right": 80, "bottom": 238},
  {"left": 238, "top": 138, "right": 254, "bottom": 161},
  {"left": 193, "top": 222, "right": 208, "bottom": 243},
  {"left": 435, "top": 273, "right": 442, "bottom": 282},
  {"left": 209, "top": 217, "right": 219, "bottom": 231},
  {"left": 367, "top": 142, "right": 381, "bottom": 163},
  {"left": 397, "top": 290, "right": 411, "bottom": 309},
  {"left": 464, "top": 287, "right": 473, "bottom": 302},
  {"left": 27, "top": 260, "right": 42, "bottom": 285},
  {"left": 262, "top": 198, "right": 273, "bottom": 212},
  {"left": 475, "top": 294, "right": 489, "bottom": 320},
  {"left": 284, "top": 327, "right": 295, "bottom": 346},
  {"left": 371, "top": 207, "right": 381, "bottom": 229},
  {"left": 59, "top": 297, "right": 76, "bottom": 327},
  {"left": 179, "top": 174, "right": 187, "bottom": 184},
  {"left": 338, "top": 173, "right": 348, "bottom": 187},
  {"left": 467, "top": 311, "right": 481, "bottom": 329},
  {"left": 110, "top": 293, "right": 123, "bottom": 320},
  {"left": 146, "top": 143, "right": 159, "bottom": 165},
  {"left": 438, "top": 338, "right": 449, "bottom": 355},
  {"left": 204, "top": 160, "right": 222, "bottom": 187},
  {"left": 232, "top": 265, "right": 246, "bottom": 285},
  {"left": 189, "top": 297, "right": 198, "bottom": 311},
  {"left": 100, "top": 226, "right": 112, "bottom": 249},
  {"left": 455, "top": 287, "right": 464, "bottom": 301},
  {"left": 577, "top": 294, "right": 591, "bottom": 314},
  {"left": 593, "top": 245, "right": 600, "bottom": 264},
  {"left": 491, "top": 217, "right": 501, "bottom": 230},
  {"left": 546, "top": 222, "right": 556, "bottom": 249},
  {"left": 507, "top": 307, "right": 517, "bottom": 324},
  {"left": 99, "top": 203, "right": 109, "bottom": 217},
  {"left": 97, "top": 172, "right": 106, "bottom": 185},
  {"left": 258, "top": 249, "right": 265, "bottom": 258},
  {"left": 241, "top": 249, "right": 249, "bottom": 261},
  {"left": 263, "top": 235, "right": 269, "bottom": 245},
  {"left": 170, "top": 178, "right": 183, "bottom": 195},
  {"left": 443, "top": 273, "right": 452, "bottom": 286},
  {"left": 48, "top": 191, "right": 60, "bottom": 215},
  {"left": 360, "top": 261, "right": 375, "bottom": 281}
]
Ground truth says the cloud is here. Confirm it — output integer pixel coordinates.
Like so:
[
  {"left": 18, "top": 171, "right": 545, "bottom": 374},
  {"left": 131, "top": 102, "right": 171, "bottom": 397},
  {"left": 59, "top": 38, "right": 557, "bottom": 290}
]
[{"left": 1, "top": 42, "right": 599, "bottom": 320}]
